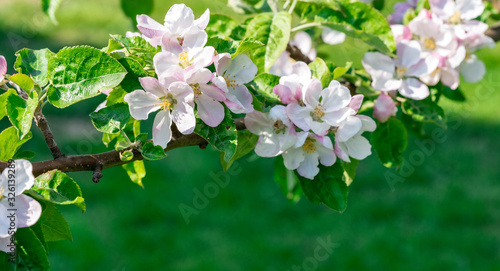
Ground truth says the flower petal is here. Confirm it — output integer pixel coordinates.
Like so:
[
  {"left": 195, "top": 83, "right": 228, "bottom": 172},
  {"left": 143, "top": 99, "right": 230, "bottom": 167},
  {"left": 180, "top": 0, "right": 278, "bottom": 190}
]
[
  {"left": 15, "top": 194, "right": 42, "bottom": 228},
  {"left": 224, "top": 85, "right": 254, "bottom": 114},
  {"left": 283, "top": 147, "right": 305, "bottom": 170},
  {"left": 336, "top": 116, "right": 362, "bottom": 142},
  {"left": 124, "top": 90, "right": 161, "bottom": 120},
  {"left": 399, "top": 78, "right": 430, "bottom": 100},
  {"left": 345, "top": 135, "right": 372, "bottom": 160},
  {"left": 255, "top": 134, "right": 281, "bottom": 157},
  {"left": 164, "top": 4, "right": 195, "bottom": 36},
  {"left": 196, "top": 94, "right": 224, "bottom": 127},
  {"left": 460, "top": 55, "right": 486, "bottom": 83},
  {"left": 152, "top": 110, "right": 172, "bottom": 148},
  {"left": 321, "top": 80, "right": 351, "bottom": 112},
  {"left": 139, "top": 77, "right": 168, "bottom": 97},
  {"left": 297, "top": 152, "right": 320, "bottom": 180},
  {"left": 321, "top": 27, "right": 346, "bottom": 45},
  {"left": 287, "top": 103, "right": 312, "bottom": 132},
  {"left": 194, "top": 8, "right": 210, "bottom": 29},
  {"left": 245, "top": 110, "right": 273, "bottom": 135}
]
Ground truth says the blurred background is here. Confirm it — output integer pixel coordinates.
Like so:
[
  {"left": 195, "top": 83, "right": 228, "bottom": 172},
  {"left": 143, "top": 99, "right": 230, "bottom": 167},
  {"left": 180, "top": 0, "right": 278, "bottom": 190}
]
[{"left": 1, "top": 0, "right": 500, "bottom": 270}]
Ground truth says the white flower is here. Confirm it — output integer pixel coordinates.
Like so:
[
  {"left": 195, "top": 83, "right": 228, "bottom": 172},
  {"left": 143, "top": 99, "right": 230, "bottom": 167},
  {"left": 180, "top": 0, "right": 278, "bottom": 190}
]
[
  {"left": 0, "top": 160, "right": 42, "bottom": 253},
  {"left": 0, "top": 56, "right": 6, "bottom": 83},
  {"left": 273, "top": 61, "right": 313, "bottom": 104},
  {"left": 335, "top": 115, "right": 376, "bottom": 162}
]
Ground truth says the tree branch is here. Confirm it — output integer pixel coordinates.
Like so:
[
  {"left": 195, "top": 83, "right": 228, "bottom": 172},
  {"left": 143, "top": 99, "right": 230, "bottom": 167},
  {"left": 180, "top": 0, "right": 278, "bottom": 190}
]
[
  {"left": 486, "top": 22, "right": 500, "bottom": 42},
  {"left": 34, "top": 110, "right": 64, "bottom": 160}
]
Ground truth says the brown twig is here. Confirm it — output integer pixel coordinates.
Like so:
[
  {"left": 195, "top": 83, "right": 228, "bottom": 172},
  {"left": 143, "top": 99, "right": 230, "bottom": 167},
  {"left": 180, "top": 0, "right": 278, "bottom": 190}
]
[{"left": 34, "top": 111, "right": 64, "bottom": 160}]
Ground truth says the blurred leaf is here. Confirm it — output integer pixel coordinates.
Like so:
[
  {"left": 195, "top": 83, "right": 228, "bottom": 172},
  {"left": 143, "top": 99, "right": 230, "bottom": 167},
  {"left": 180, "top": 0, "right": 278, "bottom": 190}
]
[
  {"left": 341, "top": 159, "right": 358, "bottom": 186},
  {"left": 402, "top": 98, "right": 447, "bottom": 128},
  {"left": 371, "top": 117, "right": 408, "bottom": 168},
  {"left": 221, "top": 130, "right": 259, "bottom": 171},
  {"left": 13, "top": 150, "right": 36, "bottom": 160},
  {"left": 206, "top": 14, "right": 245, "bottom": 39},
  {"left": 41, "top": 0, "right": 63, "bottom": 24},
  {"left": 373, "top": 0, "right": 384, "bottom": 10},
  {"left": 0, "top": 126, "right": 32, "bottom": 161},
  {"left": 250, "top": 73, "right": 281, "bottom": 103},
  {"left": 206, "top": 37, "right": 235, "bottom": 54},
  {"left": 274, "top": 156, "right": 302, "bottom": 202},
  {"left": 90, "top": 103, "right": 131, "bottom": 134},
  {"left": 244, "top": 12, "right": 291, "bottom": 73},
  {"left": 31, "top": 170, "right": 86, "bottom": 212},
  {"left": 442, "top": 86, "right": 466, "bottom": 102},
  {"left": 299, "top": 162, "right": 349, "bottom": 212},
  {"left": 309, "top": 57, "right": 331, "bottom": 88},
  {"left": 6, "top": 74, "right": 34, "bottom": 91},
  {"left": 38, "top": 202, "right": 72, "bottom": 242},
  {"left": 122, "top": 160, "right": 146, "bottom": 188},
  {"left": 141, "top": 142, "right": 167, "bottom": 160},
  {"left": 16, "top": 227, "right": 50, "bottom": 270},
  {"left": 6, "top": 91, "right": 38, "bottom": 139},
  {"left": 121, "top": 0, "right": 154, "bottom": 25},
  {"left": 118, "top": 58, "right": 148, "bottom": 93},
  {"left": 14, "top": 48, "right": 54, "bottom": 87},
  {"left": 0, "top": 251, "right": 16, "bottom": 270},
  {"left": 47, "top": 46, "right": 127, "bottom": 108},
  {"left": 195, "top": 107, "right": 237, "bottom": 162}
]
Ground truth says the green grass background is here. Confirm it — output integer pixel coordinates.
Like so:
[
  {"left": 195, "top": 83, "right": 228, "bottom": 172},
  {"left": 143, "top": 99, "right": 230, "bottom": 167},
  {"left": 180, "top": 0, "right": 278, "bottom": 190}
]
[{"left": 1, "top": 0, "right": 500, "bottom": 270}]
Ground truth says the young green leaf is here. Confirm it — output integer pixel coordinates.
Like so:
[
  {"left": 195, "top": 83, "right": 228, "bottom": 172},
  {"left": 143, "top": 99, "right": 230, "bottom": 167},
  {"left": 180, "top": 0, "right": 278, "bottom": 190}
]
[
  {"left": 371, "top": 117, "right": 408, "bottom": 168},
  {"left": 250, "top": 73, "right": 281, "bottom": 103},
  {"left": 6, "top": 91, "right": 38, "bottom": 139},
  {"left": 122, "top": 160, "right": 146, "bottom": 188},
  {"left": 0, "top": 126, "right": 32, "bottom": 161},
  {"left": 0, "top": 89, "right": 17, "bottom": 121},
  {"left": 90, "top": 103, "right": 131, "bottom": 134},
  {"left": 141, "top": 142, "right": 167, "bottom": 160},
  {"left": 16, "top": 227, "right": 50, "bottom": 270},
  {"left": 309, "top": 58, "right": 332, "bottom": 88},
  {"left": 118, "top": 57, "right": 148, "bottom": 93},
  {"left": 6, "top": 74, "right": 35, "bottom": 91},
  {"left": 47, "top": 46, "right": 127, "bottom": 108},
  {"left": 221, "top": 130, "right": 259, "bottom": 171},
  {"left": 402, "top": 98, "right": 447, "bottom": 128},
  {"left": 38, "top": 202, "right": 73, "bottom": 242},
  {"left": 14, "top": 48, "right": 54, "bottom": 86}
]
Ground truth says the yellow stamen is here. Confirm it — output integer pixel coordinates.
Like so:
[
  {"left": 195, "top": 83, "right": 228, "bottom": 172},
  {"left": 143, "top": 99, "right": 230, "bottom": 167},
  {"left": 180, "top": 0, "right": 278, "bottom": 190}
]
[
  {"left": 312, "top": 105, "right": 325, "bottom": 121},
  {"left": 191, "top": 83, "right": 202, "bottom": 98},
  {"left": 155, "top": 94, "right": 176, "bottom": 111},
  {"left": 449, "top": 11, "right": 461, "bottom": 24},
  {"left": 224, "top": 73, "right": 238, "bottom": 88},
  {"left": 0, "top": 187, "right": 4, "bottom": 200},
  {"left": 302, "top": 137, "right": 317, "bottom": 154},
  {"left": 424, "top": 38, "right": 436, "bottom": 50},
  {"left": 396, "top": 66, "right": 408, "bottom": 78},
  {"left": 178, "top": 51, "right": 191, "bottom": 68}
]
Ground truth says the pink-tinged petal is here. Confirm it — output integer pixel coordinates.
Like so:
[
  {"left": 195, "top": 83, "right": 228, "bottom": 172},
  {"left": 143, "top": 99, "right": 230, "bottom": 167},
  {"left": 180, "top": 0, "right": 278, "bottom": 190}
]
[
  {"left": 297, "top": 152, "right": 320, "bottom": 180},
  {"left": 428, "top": 0, "right": 455, "bottom": 21},
  {"left": 283, "top": 147, "right": 306, "bottom": 170},
  {"left": 168, "top": 82, "right": 194, "bottom": 104},
  {"left": 321, "top": 27, "right": 346, "bottom": 45},
  {"left": 164, "top": 4, "right": 195, "bottom": 35},
  {"left": 440, "top": 67, "right": 460, "bottom": 90},
  {"left": 160, "top": 32, "right": 183, "bottom": 55},
  {"left": 154, "top": 51, "right": 181, "bottom": 76},
  {"left": 391, "top": 25, "right": 412, "bottom": 44},
  {"left": 303, "top": 79, "right": 323, "bottom": 108},
  {"left": 406, "top": 56, "right": 439, "bottom": 77},
  {"left": 185, "top": 68, "right": 212, "bottom": 85},
  {"left": 291, "top": 61, "right": 312, "bottom": 81},
  {"left": 362, "top": 52, "right": 395, "bottom": 77},
  {"left": 245, "top": 110, "right": 273, "bottom": 135},
  {"left": 336, "top": 116, "right": 362, "bottom": 142},
  {"left": 373, "top": 92, "right": 397, "bottom": 123},
  {"left": 139, "top": 77, "right": 168, "bottom": 97},
  {"left": 321, "top": 81, "right": 351, "bottom": 112},
  {"left": 269, "top": 105, "right": 291, "bottom": 127},
  {"left": 345, "top": 135, "right": 372, "bottom": 160},
  {"left": 95, "top": 101, "right": 107, "bottom": 112},
  {"left": 322, "top": 107, "right": 352, "bottom": 127},
  {"left": 408, "top": 9, "right": 441, "bottom": 39},
  {"left": 227, "top": 54, "right": 257, "bottom": 84},
  {"left": 189, "top": 46, "right": 215, "bottom": 70},
  {"left": 335, "top": 141, "right": 351, "bottom": 162},
  {"left": 124, "top": 90, "right": 161, "bottom": 120},
  {"left": 273, "top": 84, "right": 294, "bottom": 104},
  {"left": 196, "top": 94, "right": 224, "bottom": 127},
  {"left": 194, "top": 8, "right": 210, "bottom": 29},
  {"left": 349, "top": 94, "right": 364, "bottom": 113},
  {"left": 456, "top": 0, "right": 484, "bottom": 21},
  {"left": 287, "top": 103, "right": 312, "bottom": 132},
  {"left": 397, "top": 40, "right": 422, "bottom": 69},
  {"left": 200, "top": 84, "right": 225, "bottom": 101},
  {"left": 358, "top": 115, "right": 377, "bottom": 132},
  {"left": 255, "top": 134, "right": 281, "bottom": 157},
  {"left": 0, "top": 56, "right": 6, "bottom": 76},
  {"left": 460, "top": 55, "right": 486, "bottom": 83},
  {"left": 225, "top": 85, "right": 254, "bottom": 114},
  {"left": 270, "top": 51, "right": 294, "bottom": 76},
  {"left": 0, "top": 202, "right": 13, "bottom": 237},
  {"left": 159, "top": 67, "right": 185, "bottom": 88},
  {"left": 136, "top": 15, "right": 165, "bottom": 42},
  {"left": 279, "top": 128, "right": 298, "bottom": 151},
  {"left": 212, "top": 75, "right": 229, "bottom": 93},
  {"left": 152, "top": 110, "right": 172, "bottom": 148},
  {"left": 16, "top": 194, "right": 42, "bottom": 228},
  {"left": 182, "top": 26, "right": 208, "bottom": 49},
  {"left": 399, "top": 78, "right": 430, "bottom": 100},
  {"left": 214, "top": 53, "right": 231, "bottom": 76}
]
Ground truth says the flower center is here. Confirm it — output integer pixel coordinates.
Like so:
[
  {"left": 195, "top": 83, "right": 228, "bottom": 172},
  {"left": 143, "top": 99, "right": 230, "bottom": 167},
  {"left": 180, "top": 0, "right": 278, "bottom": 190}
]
[
  {"left": 311, "top": 104, "right": 325, "bottom": 121},
  {"left": 177, "top": 37, "right": 185, "bottom": 46},
  {"left": 430, "top": 67, "right": 441, "bottom": 77},
  {"left": 224, "top": 73, "right": 238, "bottom": 89},
  {"left": 156, "top": 94, "right": 176, "bottom": 111},
  {"left": 191, "top": 83, "right": 202, "bottom": 98},
  {"left": 424, "top": 38, "right": 436, "bottom": 50},
  {"left": 396, "top": 66, "right": 407, "bottom": 79},
  {"left": 449, "top": 11, "right": 461, "bottom": 24},
  {"left": 302, "top": 137, "right": 317, "bottom": 154},
  {"left": 273, "top": 120, "right": 287, "bottom": 134},
  {"left": 178, "top": 51, "right": 191, "bottom": 68}
]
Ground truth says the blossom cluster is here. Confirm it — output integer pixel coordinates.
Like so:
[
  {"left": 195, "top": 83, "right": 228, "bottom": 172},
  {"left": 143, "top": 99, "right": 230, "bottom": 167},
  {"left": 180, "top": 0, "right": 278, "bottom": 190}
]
[
  {"left": 124, "top": 4, "right": 257, "bottom": 148},
  {"left": 245, "top": 62, "right": 375, "bottom": 179},
  {"left": 365, "top": 0, "right": 494, "bottom": 122}
]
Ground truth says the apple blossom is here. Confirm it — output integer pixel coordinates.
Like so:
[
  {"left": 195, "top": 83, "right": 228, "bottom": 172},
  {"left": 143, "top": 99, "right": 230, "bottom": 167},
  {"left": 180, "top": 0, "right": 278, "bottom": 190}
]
[
  {"left": 429, "top": 0, "right": 484, "bottom": 26},
  {"left": 362, "top": 40, "right": 439, "bottom": 100},
  {"left": 273, "top": 61, "right": 313, "bottom": 104},
  {"left": 282, "top": 133, "right": 336, "bottom": 180},
  {"left": 0, "top": 160, "right": 42, "bottom": 253},
  {"left": 137, "top": 4, "right": 209, "bottom": 48},
  {"left": 373, "top": 91, "right": 397, "bottom": 123},
  {"left": 212, "top": 53, "right": 257, "bottom": 114},
  {"left": 124, "top": 77, "right": 195, "bottom": 148},
  {"left": 391, "top": 25, "right": 412, "bottom": 45},
  {"left": 0, "top": 56, "right": 6, "bottom": 83},
  {"left": 420, "top": 55, "right": 461, "bottom": 89},
  {"left": 244, "top": 105, "right": 298, "bottom": 157},
  {"left": 287, "top": 80, "right": 353, "bottom": 135},
  {"left": 335, "top": 115, "right": 376, "bottom": 162}
]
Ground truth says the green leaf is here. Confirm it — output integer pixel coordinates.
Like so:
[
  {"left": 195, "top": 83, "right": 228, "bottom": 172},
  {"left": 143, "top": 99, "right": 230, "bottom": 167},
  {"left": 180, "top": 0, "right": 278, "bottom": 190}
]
[
  {"left": 106, "top": 87, "right": 127, "bottom": 106},
  {"left": 0, "top": 251, "right": 16, "bottom": 270},
  {"left": 298, "top": 162, "right": 349, "bottom": 212},
  {"left": 233, "top": 38, "right": 265, "bottom": 57},
  {"left": 402, "top": 98, "right": 446, "bottom": 128},
  {"left": 244, "top": 12, "right": 291, "bottom": 73},
  {"left": 373, "top": 0, "right": 384, "bottom": 10},
  {"left": 118, "top": 57, "right": 148, "bottom": 93},
  {"left": 6, "top": 74, "right": 35, "bottom": 91},
  {"left": 120, "top": 150, "right": 134, "bottom": 161},
  {"left": 141, "top": 142, "right": 167, "bottom": 160},
  {"left": 274, "top": 156, "right": 302, "bottom": 202},
  {"left": 250, "top": 73, "right": 281, "bottom": 103},
  {"left": 120, "top": 0, "right": 154, "bottom": 25},
  {"left": 0, "top": 89, "right": 17, "bottom": 121},
  {"left": 6, "top": 91, "right": 38, "bottom": 139},
  {"left": 42, "top": 0, "right": 63, "bottom": 24},
  {"left": 206, "top": 37, "right": 235, "bottom": 54},
  {"left": 442, "top": 86, "right": 466, "bottom": 102},
  {"left": 122, "top": 160, "right": 146, "bottom": 188},
  {"left": 221, "top": 130, "right": 259, "bottom": 171},
  {"left": 195, "top": 106, "right": 237, "bottom": 162},
  {"left": 16, "top": 227, "right": 50, "bottom": 271},
  {"left": 309, "top": 58, "right": 331, "bottom": 87},
  {"left": 0, "top": 126, "right": 32, "bottom": 161},
  {"left": 90, "top": 103, "right": 131, "bottom": 134},
  {"left": 371, "top": 117, "right": 408, "bottom": 168},
  {"left": 13, "top": 150, "right": 36, "bottom": 160},
  {"left": 111, "top": 35, "right": 159, "bottom": 66},
  {"left": 38, "top": 202, "right": 72, "bottom": 242},
  {"left": 297, "top": 0, "right": 395, "bottom": 54},
  {"left": 341, "top": 159, "right": 359, "bottom": 186},
  {"left": 206, "top": 14, "right": 245, "bottom": 39},
  {"left": 14, "top": 48, "right": 54, "bottom": 86},
  {"left": 31, "top": 170, "right": 86, "bottom": 212},
  {"left": 228, "top": 0, "right": 271, "bottom": 14},
  {"left": 47, "top": 46, "right": 127, "bottom": 108}
]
